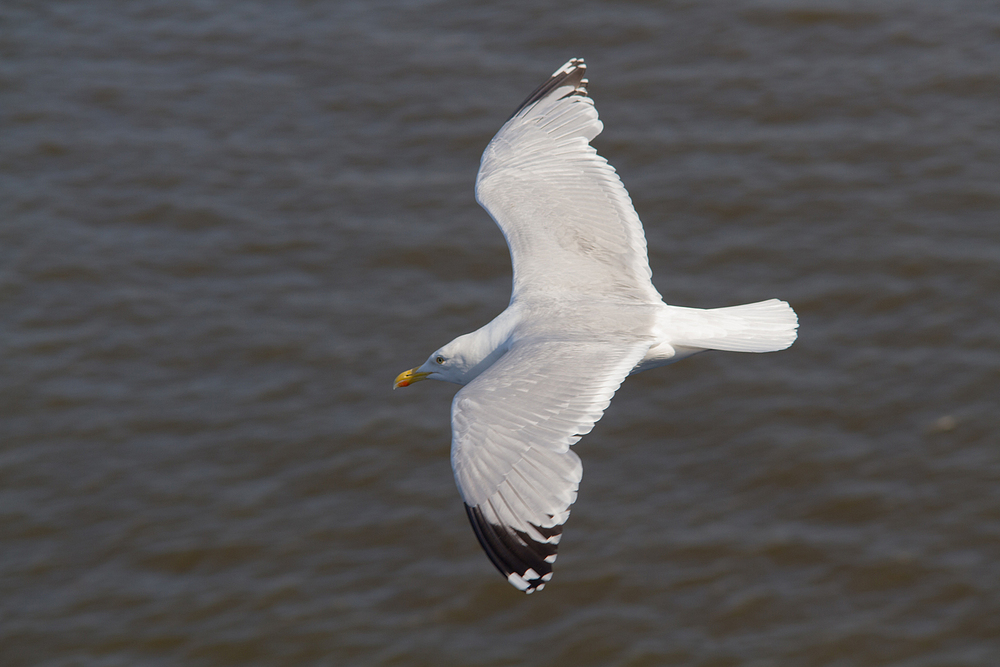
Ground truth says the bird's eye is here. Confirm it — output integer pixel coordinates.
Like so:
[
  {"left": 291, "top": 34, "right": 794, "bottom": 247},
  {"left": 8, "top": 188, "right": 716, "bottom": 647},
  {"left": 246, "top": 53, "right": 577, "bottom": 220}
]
[{"left": 436, "top": 356, "right": 445, "bottom": 364}]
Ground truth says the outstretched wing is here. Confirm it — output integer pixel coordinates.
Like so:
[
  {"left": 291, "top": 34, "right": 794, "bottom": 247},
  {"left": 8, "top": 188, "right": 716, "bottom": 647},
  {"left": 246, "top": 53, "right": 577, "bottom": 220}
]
[
  {"left": 476, "top": 59, "right": 661, "bottom": 304},
  {"left": 450, "top": 338, "right": 647, "bottom": 592}
]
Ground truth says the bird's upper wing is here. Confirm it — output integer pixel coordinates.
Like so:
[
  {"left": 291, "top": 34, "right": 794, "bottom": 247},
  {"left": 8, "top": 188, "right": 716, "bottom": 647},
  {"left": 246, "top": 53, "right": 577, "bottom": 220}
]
[
  {"left": 476, "top": 59, "right": 661, "bottom": 304},
  {"left": 450, "top": 337, "right": 648, "bottom": 592}
]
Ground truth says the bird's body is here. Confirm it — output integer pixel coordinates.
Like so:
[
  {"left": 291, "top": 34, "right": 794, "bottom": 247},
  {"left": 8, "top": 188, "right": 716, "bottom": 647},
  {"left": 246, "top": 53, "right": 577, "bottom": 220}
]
[{"left": 395, "top": 59, "right": 797, "bottom": 593}]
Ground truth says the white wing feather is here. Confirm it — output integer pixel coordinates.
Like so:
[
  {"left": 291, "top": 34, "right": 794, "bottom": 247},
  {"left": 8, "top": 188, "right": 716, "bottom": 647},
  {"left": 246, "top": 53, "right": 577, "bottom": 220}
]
[
  {"left": 476, "top": 59, "right": 662, "bottom": 304},
  {"left": 451, "top": 339, "right": 647, "bottom": 592}
]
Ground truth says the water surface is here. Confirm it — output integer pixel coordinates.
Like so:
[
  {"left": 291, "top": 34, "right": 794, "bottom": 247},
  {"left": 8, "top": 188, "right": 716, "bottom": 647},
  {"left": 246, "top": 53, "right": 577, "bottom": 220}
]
[{"left": 2, "top": 1, "right": 999, "bottom": 665}]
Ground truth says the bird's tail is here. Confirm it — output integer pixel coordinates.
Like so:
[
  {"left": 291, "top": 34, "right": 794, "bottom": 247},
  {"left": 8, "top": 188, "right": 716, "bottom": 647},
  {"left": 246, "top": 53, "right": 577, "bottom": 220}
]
[{"left": 666, "top": 298, "right": 798, "bottom": 353}]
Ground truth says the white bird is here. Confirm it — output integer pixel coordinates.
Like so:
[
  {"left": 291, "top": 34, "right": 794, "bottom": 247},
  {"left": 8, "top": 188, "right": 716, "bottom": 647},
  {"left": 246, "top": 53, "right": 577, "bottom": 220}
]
[{"left": 394, "top": 59, "right": 797, "bottom": 593}]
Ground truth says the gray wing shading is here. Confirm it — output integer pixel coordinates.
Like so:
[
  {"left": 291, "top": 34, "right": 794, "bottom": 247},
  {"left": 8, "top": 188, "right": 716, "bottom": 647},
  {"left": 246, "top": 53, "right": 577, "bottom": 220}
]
[
  {"left": 451, "top": 338, "right": 648, "bottom": 592},
  {"left": 475, "top": 58, "right": 661, "bottom": 304}
]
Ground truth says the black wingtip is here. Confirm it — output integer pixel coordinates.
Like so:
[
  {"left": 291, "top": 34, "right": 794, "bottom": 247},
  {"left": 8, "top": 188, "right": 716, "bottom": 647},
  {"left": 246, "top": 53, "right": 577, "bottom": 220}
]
[
  {"left": 465, "top": 503, "right": 562, "bottom": 593},
  {"left": 506, "top": 58, "right": 589, "bottom": 122}
]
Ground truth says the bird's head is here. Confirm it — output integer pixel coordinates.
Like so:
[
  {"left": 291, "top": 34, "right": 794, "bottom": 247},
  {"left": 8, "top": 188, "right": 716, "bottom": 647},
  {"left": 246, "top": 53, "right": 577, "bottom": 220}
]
[
  {"left": 394, "top": 329, "right": 505, "bottom": 389},
  {"left": 393, "top": 340, "right": 471, "bottom": 389}
]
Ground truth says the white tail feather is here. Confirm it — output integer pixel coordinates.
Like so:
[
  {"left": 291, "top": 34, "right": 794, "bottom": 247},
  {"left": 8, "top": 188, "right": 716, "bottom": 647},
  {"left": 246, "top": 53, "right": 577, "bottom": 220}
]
[{"left": 667, "top": 299, "right": 798, "bottom": 353}]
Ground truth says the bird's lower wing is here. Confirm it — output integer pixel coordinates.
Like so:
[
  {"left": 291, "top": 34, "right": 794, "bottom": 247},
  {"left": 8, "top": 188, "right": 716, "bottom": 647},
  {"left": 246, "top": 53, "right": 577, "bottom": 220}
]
[{"left": 450, "top": 338, "right": 647, "bottom": 592}]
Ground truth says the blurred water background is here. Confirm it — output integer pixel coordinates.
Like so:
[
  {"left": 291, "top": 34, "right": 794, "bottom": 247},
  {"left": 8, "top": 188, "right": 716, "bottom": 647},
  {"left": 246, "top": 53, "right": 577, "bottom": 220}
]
[{"left": 2, "top": 1, "right": 999, "bottom": 665}]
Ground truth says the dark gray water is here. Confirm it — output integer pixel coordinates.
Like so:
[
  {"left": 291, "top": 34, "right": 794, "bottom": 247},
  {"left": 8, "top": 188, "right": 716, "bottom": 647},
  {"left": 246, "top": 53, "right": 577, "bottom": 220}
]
[{"left": 3, "top": 1, "right": 999, "bottom": 665}]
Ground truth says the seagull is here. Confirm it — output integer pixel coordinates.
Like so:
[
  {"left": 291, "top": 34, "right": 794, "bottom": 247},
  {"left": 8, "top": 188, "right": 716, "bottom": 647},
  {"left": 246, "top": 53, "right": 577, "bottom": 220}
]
[{"left": 394, "top": 59, "right": 797, "bottom": 593}]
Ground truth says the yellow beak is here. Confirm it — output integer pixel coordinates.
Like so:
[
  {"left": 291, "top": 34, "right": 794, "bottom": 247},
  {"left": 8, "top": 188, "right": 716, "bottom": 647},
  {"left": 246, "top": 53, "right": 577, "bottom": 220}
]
[{"left": 394, "top": 367, "right": 431, "bottom": 389}]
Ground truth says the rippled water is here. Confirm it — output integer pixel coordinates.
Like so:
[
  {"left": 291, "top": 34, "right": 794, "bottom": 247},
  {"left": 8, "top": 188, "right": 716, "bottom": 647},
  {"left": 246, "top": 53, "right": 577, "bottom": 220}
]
[{"left": 3, "top": 1, "right": 999, "bottom": 665}]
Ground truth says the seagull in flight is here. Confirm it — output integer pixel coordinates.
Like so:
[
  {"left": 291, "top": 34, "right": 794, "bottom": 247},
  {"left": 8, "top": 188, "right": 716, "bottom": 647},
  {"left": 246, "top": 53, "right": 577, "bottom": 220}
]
[{"left": 395, "top": 59, "right": 798, "bottom": 593}]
